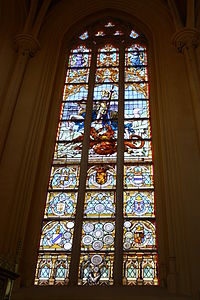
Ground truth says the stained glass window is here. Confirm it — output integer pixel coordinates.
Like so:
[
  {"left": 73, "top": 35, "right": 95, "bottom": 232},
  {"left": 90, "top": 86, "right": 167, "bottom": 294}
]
[{"left": 35, "top": 19, "right": 158, "bottom": 286}]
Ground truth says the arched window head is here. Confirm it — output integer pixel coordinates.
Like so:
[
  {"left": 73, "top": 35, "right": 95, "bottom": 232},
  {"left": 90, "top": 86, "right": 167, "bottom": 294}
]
[{"left": 34, "top": 18, "right": 158, "bottom": 286}]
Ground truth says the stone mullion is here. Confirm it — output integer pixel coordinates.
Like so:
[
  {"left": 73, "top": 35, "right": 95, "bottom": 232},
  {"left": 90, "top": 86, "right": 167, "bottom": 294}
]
[
  {"left": 69, "top": 48, "right": 97, "bottom": 285},
  {"left": 113, "top": 45, "right": 125, "bottom": 285}
]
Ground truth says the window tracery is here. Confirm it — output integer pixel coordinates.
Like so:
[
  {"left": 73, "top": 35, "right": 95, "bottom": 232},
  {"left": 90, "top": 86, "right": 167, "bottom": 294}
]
[{"left": 34, "top": 18, "right": 158, "bottom": 286}]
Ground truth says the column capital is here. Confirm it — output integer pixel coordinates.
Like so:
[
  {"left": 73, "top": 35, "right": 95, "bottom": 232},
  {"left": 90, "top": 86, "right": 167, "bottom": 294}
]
[
  {"left": 172, "top": 28, "right": 200, "bottom": 53},
  {"left": 14, "top": 33, "right": 40, "bottom": 57}
]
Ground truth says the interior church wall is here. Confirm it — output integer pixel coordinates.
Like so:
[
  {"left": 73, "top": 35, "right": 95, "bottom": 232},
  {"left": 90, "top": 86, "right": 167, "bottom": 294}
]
[{"left": 0, "top": 1, "right": 199, "bottom": 299}]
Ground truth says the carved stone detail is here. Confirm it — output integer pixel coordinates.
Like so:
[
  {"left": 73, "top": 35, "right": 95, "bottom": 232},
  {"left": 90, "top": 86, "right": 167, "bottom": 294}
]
[
  {"left": 14, "top": 34, "right": 40, "bottom": 57},
  {"left": 172, "top": 28, "right": 200, "bottom": 53}
]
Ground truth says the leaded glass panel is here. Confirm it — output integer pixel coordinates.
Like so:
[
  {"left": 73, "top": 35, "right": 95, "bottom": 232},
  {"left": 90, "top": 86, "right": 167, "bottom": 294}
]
[{"left": 35, "top": 20, "right": 158, "bottom": 287}]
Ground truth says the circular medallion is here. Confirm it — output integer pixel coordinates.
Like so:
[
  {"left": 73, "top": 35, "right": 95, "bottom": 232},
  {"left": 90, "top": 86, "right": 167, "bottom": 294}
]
[
  {"left": 91, "top": 254, "right": 103, "bottom": 266},
  {"left": 103, "top": 235, "right": 114, "bottom": 245},
  {"left": 124, "top": 221, "right": 131, "bottom": 228},
  {"left": 94, "top": 229, "right": 103, "bottom": 238},
  {"left": 123, "top": 242, "right": 131, "bottom": 250},
  {"left": 82, "top": 235, "right": 93, "bottom": 245},
  {"left": 104, "top": 222, "right": 114, "bottom": 232},
  {"left": 64, "top": 232, "right": 71, "bottom": 240},
  {"left": 56, "top": 202, "right": 65, "bottom": 213},
  {"left": 93, "top": 266, "right": 99, "bottom": 273},
  {"left": 64, "top": 242, "right": 72, "bottom": 250},
  {"left": 92, "top": 240, "right": 103, "bottom": 250},
  {"left": 83, "top": 223, "right": 94, "bottom": 233},
  {"left": 67, "top": 221, "right": 74, "bottom": 229},
  {"left": 95, "top": 204, "right": 105, "bottom": 213},
  {"left": 125, "top": 232, "right": 133, "bottom": 239}
]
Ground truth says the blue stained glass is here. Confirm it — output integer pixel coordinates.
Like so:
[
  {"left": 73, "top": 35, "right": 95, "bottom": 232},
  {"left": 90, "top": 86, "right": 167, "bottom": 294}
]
[
  {"left": 130, "top": 30, "right": 139, "bottom": 39},
  {"left": 124, "top": 191, "right": 154, "bottom": 217},
  {"left": 92, "top": 101, "right": 118, "bottom": 121},
  {"left": 124, "top": 101, "right": 149, "bottom": 118},
  {"left": 95, "top": 68, "right": 119, "bottom": 83},
  {"left": 79, "top": 253, "right": 114, "bottom": 285},
  {"left": 63, "top": 84, "right": 88, "bottom": 101},
  {"left": 126, "top": 44, "right": 147, "bottom": 52},
  {"left": 72, "top": 45, "right": 91, "bottom": 53},
  {"left": 68, "top": 53, "right": 91, "bottom": 68},
  {"left": 45, "top": 192, "right": 77, "bottom": 218},
  {"left": 54, "top": 142, "right": 82, "bottom": 163},
  {"left": 125, "top": 67, "right": 148, "bottom": 82},
  {"left": 84, "top": 191, "right": 115, "bottom": 218},
  {"left": 60, "top": 101, "right": 86, "bottom": 120},
  {"left": 49, "top": 166, "right": 80, "bottom": 189},
  {"left": 40, "top": 220, "right": 74, "bottom": 251},
  {"left": 97, "top": 52, "right": 119, "bottom": 67},
  {"left": 81, "top": 221, "right": 115, "bottom": 251},
  {"left": 35, "top": 254, "right": 70, "bottom": 285},
  {"left": 124, "top": 83, "right": 149, "bottom": 99},
  {"left": 123, "top": 220, "right": 156, "bottom": 250},
  {"left": 57, "top": 121, "right": 84, "bottom": 141},
  {"left": 125, "top": 51, "right": 147, "bottom": 66},
  {"left": 124, "top": 120, "right": 151, "bottom": 140},
  {"left": 79, "top": 31, "right": 89, "bottom": 40},
  {"left": 124, "top": 165, "right": 154, "bottom": 189},
  {"left": 87, "top": 165, "right": 116, "bottom": 189},
  {"left": 98, "top": 44, "right": 117, "bottom": 52},
  {"left": 55, "top": 261, "right": 67, "bottom": 279},
  {"left": 93, "top": 84, "right": 118, "bottom": 100},
  {"left": 66, "top": 68, "right": 90, "bottom": 84}
]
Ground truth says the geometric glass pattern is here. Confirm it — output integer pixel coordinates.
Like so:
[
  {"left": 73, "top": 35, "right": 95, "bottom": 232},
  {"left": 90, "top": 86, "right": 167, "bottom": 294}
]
[{"left": 34, "top": 19, "right": 158, "bottom": 286}]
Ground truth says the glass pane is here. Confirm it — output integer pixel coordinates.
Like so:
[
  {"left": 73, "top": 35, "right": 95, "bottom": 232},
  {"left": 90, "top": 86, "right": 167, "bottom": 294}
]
[
  {"left": 45, "top": 192, "right": 77, "bottom": 218},
  {"left": 60, "top": 101, "right": 86, "bottom": 120},
  {"left": 124, "top": 120, "right": 151, "bottom": 139},
  {"left": 124, "top": 100, "right": 149, "bottom": 119},
  {"left": 91, "top": 120, "right": 118, "bottom": 139},
  {"left": 97, "top": 52, "right": 119, "bottom": 67},
  {"left": 49, "top": 165, "right": 80, "bottom": 189},
  {"left": 124, "top": 191, "right": 155, "bottom": 218},
  {"left": 123, "top": 220, "right": 156, "bottom": 250},
  {"left": 126, "top": 44, "right": 147, "bottom": 52},
  {"left": 53, "top": 142, "right": 82, "bottom": 163},
  {"left": 84, "top": 191, "right": 115, "bottom": 218},
  {"left": 98, "top": 44, "right": 118, "bottom": 52},
  {"left": 125, "top": 51, "right": 147, "bottom": 66},
  {"left": 124, "top": 165, "right": 154, "bottom": 189},
  {"left": 125, "top": 67, "right": 148, "bottom": 82},
  {"left": 57, "top": 121, "right": 84, "bottom": 141},
  {"left": 63, "top": 84, "right": 88, "bottom": 101},
  {"left": 35, "top": 254, "right": 71, "bottom": 285},
  {"left": 39, "top": 220, "right": 74, "bottom": 251},
  {"left": 68, "top": 53, "right": 91, "bottom": 68},
  {"left": 65, "top": 68, "right": 90, "bottom": 84},
  {"left": 124, "top": 83, "right": 149, "bottom": 99},
  {"left": 95, "top": 68, "right": 119, "bottom": 83},
  {"left": 124, "top": 140, "right": 152, "bottom": 162},
  {"left": 92, "top": 101, "right": 118, "bottom": 121},
  {"left": 93, "top": 84, "right": 118, "bottom": 100},
  {"left": 72, "top": 45, "right": 91, "bottom": 53},
  {"left": 123, "top": 253, "right": 158, "bottom": 285},
  {"left": 86, "top": 165, "right": 116, "bottom": 189},
  {"left": 81, "top": 221, "right": 115, "bottom": 251},
  {"left": 79, "top": 253, "right": 114, "bottom": 285}
]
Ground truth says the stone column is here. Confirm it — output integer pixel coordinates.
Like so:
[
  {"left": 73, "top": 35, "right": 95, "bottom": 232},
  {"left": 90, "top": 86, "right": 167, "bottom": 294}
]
[
  {"left": 172, "top": 28, "right": 200, "bottom": 150},
  {"left": 0, "top": 33, "right": 40, "bottom": 159}
]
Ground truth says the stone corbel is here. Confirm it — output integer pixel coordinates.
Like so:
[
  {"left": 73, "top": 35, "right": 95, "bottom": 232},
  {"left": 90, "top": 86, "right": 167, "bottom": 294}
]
[
  {"left": 172, "top": 27, "right": 200, "bottom": 53},
  {"left": 14, "top": 33, "right": 40, "bottom": 57}
]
